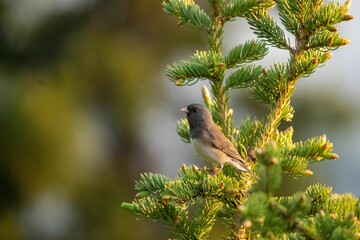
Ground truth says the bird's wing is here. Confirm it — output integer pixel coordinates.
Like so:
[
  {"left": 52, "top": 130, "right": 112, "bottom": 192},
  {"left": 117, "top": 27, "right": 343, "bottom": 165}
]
[
  {"left": 205, "top": 125, "right": 260, "bottom": 180},
  {"left": 206, "top": 125, "right": 245, "bottom": 162}
]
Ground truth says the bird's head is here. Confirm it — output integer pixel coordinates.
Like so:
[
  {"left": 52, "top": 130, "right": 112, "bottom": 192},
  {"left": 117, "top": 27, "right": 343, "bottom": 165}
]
[{"left": 181, "top": 104, "right": 212, "bottom": 128}]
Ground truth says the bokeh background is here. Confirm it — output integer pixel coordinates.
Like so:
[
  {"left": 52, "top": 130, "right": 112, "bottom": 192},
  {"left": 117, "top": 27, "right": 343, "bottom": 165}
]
[{"left": 0, "top": 0, "right": 359, "bottom": 239}]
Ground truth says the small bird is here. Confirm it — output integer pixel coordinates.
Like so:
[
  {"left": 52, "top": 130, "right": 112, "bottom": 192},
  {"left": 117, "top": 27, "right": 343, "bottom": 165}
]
[{"left": 181, "top": 103, "right": 259, "bottom": 180}]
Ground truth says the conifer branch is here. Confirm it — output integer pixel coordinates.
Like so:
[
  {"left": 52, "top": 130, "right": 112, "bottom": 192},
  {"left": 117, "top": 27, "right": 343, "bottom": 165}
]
[
  {"left": 252, "top": 0, "right": 351, "bottom": 148},
  {"left": 122, "top": 1, "right": 358, "bottom": 239},
  {"left": 247, "top": 11, "right": 294, "bottom": 52},
  {"left": 207, "top": 1, "right": 232, "bottom": 138}
]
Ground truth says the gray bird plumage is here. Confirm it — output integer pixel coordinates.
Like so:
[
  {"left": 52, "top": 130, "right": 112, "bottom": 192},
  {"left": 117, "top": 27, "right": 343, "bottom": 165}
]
[{"left": 181, "top": 103, "right": 259, "bottom": 180}]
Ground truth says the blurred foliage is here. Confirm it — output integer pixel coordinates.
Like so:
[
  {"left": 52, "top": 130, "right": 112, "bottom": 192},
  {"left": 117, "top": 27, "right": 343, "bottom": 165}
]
[{"left": 0, "top": 0, "right": 204, "bottom": 239}]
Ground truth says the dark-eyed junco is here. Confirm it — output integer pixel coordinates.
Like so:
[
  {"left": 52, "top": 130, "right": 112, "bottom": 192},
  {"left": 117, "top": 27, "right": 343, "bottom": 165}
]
[{"left": 181, "top": 103, "right": 259, "bottom": 180}]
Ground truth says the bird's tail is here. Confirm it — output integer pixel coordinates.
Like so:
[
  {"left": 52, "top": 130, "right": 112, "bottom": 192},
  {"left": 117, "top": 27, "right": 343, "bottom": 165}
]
[{"left": 228, "top": 160, "right": 260, "bottom": 181}]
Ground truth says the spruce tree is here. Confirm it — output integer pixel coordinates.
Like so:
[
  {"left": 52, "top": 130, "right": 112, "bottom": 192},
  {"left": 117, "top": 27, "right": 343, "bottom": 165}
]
[{"left": 122, "top": 0, "right": 359, "bottom": 239}]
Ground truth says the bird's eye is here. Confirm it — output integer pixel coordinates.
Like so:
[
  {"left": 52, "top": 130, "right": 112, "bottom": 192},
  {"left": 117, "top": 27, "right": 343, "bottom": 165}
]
[{"left": 192, "top": 108, "right": 198, "bottom": 113}]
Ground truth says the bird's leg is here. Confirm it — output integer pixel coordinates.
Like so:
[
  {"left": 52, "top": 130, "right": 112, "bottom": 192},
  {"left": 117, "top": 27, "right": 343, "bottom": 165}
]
[
  {"left": 207, "top": 163, "right": 219, "bottom": 173},
  {"left": 211, "top": 164, "right": 223, "bottom": 176}
]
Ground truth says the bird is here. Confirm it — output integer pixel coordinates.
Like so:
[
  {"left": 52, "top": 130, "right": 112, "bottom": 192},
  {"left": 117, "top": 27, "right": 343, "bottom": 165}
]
[{"left": 181, "top": 103, "right": 259, "bottom": 181}]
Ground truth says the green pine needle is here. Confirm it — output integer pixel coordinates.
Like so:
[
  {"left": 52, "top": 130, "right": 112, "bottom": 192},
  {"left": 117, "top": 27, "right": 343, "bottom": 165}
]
[
  {"left": 176, "top": 118, "right": 191, "bottom": 143},
  {"left": 225, "top": 65, "right": 262, "bottom": 90},
  {"left": 166, "top": 50, "right": 221, "bottom": 86},
  {"left": 225, "top": 40, "right": 268, "bottom": 68},
  {"left": 305, "top": 1, "right": 352, "bottom": 35},
  {"left": 277, "top": 0, "right": 310, "bottom": 35},
  {"left": 249, "top": 63, "right": 287, "bottom": 104},
  {"left": 247, "top": 11, "right": 290, "bottom": 50},
  {"left": 162, "top": 0, "right": 211, "bottom": 31},
  {"left": 135, "top": 172, "right": 170, "bottom": 192},
  {"left": 222, "top": 0, "right": 275, "bottom": 20}
]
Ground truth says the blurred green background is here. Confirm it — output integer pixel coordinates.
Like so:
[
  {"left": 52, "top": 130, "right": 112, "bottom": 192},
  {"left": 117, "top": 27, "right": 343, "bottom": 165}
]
[{"left": 0, "top": 0, "right": 359, "bottom": 239}]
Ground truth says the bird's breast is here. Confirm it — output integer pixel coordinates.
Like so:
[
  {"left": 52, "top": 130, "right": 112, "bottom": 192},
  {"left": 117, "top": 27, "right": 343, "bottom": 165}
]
[{"left": 191, "top": 138, "right": 229, "bottom": 165}]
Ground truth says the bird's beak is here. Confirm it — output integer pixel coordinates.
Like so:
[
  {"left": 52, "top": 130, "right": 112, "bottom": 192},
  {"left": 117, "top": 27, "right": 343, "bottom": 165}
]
[{"left": 180, "top": 107, "right": 189, "bottom": 113}]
